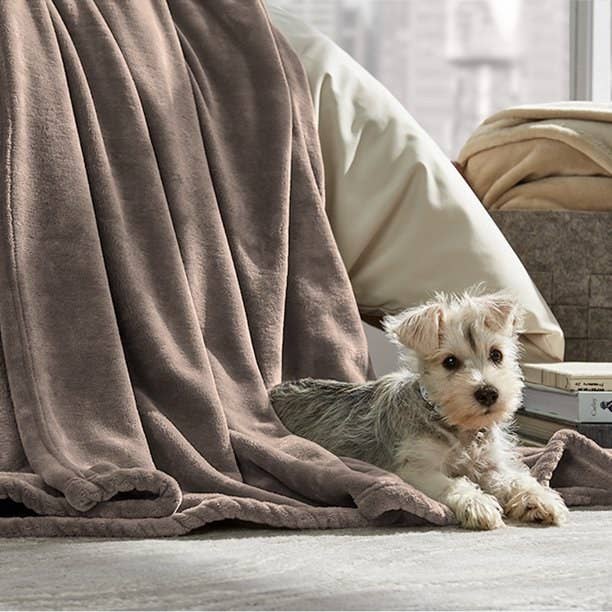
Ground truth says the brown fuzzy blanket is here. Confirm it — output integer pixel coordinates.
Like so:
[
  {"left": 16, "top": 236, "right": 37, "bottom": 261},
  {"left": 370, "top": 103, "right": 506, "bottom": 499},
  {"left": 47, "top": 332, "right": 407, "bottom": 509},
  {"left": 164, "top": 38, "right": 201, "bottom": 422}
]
[{"left": 0, "top": 1, "right": 610, "bottom": 537}]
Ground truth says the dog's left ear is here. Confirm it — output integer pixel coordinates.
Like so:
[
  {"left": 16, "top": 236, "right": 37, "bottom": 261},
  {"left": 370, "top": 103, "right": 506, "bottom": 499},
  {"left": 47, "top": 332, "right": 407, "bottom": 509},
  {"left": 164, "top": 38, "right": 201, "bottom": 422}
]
[{"left": 477, "top": 293, "right": 523, "bottom": 335}]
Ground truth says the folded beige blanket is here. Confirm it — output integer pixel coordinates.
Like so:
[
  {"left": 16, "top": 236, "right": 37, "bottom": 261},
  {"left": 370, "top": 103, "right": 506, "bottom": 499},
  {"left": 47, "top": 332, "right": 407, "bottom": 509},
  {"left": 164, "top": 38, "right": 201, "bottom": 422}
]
[{"left": 457, "top": 102, "right": 612, "bottom": 211}]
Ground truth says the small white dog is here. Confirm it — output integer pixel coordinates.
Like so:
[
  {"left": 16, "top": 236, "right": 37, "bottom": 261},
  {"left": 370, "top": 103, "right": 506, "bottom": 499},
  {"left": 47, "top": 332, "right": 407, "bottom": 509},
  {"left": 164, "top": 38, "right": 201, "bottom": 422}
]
[{"left": 270, "top": 287, "right": 569, "bottom": 530}]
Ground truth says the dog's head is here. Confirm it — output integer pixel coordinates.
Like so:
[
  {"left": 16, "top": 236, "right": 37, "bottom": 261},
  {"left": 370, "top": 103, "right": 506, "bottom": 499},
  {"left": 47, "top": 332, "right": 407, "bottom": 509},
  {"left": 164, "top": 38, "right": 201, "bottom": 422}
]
[{"left": 383, "top": 286, "right": 525, "bottom": 431}]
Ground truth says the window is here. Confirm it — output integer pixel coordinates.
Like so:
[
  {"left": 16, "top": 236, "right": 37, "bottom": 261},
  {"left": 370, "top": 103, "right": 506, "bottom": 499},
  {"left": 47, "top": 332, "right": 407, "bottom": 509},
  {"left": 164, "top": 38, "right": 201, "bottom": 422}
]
[
  {"left": 270, "top": 0, "right": 611, "bottom": 158},
  {"left": 571, "top": 0, "right": 611, "bottom": 100}
]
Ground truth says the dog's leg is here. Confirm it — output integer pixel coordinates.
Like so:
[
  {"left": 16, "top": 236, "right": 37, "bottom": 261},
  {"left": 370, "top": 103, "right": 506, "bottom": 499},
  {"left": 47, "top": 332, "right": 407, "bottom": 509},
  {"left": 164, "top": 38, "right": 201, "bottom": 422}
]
[
  {"left": 478, "top": 465, "right": 569, "bottom": 526},
  {"left": 397, "top": 465, "right": 505, "bottom": 530}
]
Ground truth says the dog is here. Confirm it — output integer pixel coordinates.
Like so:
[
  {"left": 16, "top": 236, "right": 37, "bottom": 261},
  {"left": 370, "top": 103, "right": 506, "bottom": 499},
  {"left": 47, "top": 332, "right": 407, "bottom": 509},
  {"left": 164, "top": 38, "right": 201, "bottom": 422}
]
[{"left": 269, "top": 286, "right": 569, "bottom": 530}]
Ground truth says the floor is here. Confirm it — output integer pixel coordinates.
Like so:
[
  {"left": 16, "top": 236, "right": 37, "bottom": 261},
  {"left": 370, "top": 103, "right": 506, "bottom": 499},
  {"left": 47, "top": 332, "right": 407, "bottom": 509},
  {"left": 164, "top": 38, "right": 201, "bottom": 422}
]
[{"left": 1, "top": 508, "right": 611, "bottom": 610}]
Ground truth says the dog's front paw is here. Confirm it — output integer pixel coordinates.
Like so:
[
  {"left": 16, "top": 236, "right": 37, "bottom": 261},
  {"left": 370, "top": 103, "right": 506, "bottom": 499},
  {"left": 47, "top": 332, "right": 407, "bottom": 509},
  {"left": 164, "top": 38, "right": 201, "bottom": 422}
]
[
  {"left": 504, "top": 485, "right": 569, "bottom": 526},
  {"left": 451, "top": 491, "right": 505, "bottom": 530}
]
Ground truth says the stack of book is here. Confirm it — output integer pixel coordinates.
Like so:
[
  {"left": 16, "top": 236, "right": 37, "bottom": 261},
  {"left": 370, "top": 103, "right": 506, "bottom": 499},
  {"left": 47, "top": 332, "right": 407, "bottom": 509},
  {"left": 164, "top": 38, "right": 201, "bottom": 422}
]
[{"left": 516, "top": 362, "right": 612, "bottom": 448}]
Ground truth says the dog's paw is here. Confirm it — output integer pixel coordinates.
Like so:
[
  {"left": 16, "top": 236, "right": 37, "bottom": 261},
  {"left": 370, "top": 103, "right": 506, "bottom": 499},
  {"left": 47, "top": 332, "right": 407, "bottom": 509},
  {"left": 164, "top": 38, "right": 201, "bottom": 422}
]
[
  {"left": 504, "top": 485, "right": 569, "bottom": 526},
  {"left": 452, "top": 492, "right": 505, "bottom": 530}
]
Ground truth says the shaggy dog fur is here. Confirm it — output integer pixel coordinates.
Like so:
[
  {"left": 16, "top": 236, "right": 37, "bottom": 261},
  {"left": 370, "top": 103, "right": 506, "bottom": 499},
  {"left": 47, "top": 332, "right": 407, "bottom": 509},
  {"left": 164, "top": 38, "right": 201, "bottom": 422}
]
[{"left": 270, "top": 287, "right": 569, "bottom": 529}]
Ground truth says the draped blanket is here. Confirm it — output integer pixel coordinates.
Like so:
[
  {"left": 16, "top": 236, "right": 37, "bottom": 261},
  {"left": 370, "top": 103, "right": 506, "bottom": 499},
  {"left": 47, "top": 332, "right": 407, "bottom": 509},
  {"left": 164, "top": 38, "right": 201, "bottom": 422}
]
[
  {"left": 457, "top": 102, "right": 612, "bottom": 211},
  {"left": 0, "top": 1, "right": 611, "bottom": 537}
]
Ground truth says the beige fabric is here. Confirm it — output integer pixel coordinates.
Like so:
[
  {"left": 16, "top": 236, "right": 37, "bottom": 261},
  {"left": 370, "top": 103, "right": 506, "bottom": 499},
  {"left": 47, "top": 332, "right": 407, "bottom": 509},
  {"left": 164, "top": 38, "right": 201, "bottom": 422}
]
[
  {"left": 457, "top": 102, "right": 612, "bottom": 211},
  {"left": 269, "top": 5, "right": 564, "bottom": 364}
]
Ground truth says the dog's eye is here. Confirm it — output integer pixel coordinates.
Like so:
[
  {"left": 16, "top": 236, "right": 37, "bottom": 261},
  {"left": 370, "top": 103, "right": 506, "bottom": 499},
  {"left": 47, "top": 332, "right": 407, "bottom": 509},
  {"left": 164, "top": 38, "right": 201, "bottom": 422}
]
[
  {"left": 442, "top": 355, "right": 459, "bottom": 370},
  {"left": 490, "top": 348, "right": 503, "bottom": 364}
]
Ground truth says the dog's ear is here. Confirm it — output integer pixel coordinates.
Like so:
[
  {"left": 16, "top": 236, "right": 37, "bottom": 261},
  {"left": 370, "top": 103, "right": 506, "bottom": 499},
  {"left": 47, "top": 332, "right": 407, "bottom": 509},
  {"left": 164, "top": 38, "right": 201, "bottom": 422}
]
[
  {"left": 477, "top": 293, "right": 523, "bottom": 335},
  {"left": 383, "top": 303, "right": 444, "bottom": 354}
]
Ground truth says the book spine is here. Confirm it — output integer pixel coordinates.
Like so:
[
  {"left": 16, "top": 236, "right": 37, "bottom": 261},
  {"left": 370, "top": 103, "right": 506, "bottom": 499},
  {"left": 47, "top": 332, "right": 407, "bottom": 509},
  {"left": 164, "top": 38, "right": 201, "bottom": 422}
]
[
  {"left": 542, "top": 370, "right": 557, "bottom": 389},
  {"left": 522, "top": 367, "right": 612, "bottom": 392},
  {"left": 516, "top": 435, "right": 546, "bottom": 448},
  {"left": 538, "top": 371, "right": 612, "bottom": 392},
  {"left": 566, "top": 378, "right": 612, "bottom": 392},
  {"left": 577, "top": 424, "right": 612, "bottom": 448},
  {"left": 579, "top": 392, "right": 612, "bottom": 423},
  {"left": 522, "top": 365, "right": 543, "bottom": 386},
  {"left": 515, "top": 412, "right": 612, "bottom": 448}
]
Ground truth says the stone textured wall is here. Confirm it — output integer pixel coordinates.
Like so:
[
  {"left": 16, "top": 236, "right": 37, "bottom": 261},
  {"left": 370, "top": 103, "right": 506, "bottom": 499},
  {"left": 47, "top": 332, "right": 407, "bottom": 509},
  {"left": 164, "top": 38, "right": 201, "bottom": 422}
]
[{"left": 490, "top": 211, "right": 612, "bottom": 362}]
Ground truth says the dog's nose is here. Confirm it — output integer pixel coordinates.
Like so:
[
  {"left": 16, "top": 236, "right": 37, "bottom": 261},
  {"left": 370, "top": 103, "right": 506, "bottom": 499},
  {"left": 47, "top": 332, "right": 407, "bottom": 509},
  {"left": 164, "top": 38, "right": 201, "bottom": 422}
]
[{"left": 474, "top": 385, "right": 499, "bottom": 408}]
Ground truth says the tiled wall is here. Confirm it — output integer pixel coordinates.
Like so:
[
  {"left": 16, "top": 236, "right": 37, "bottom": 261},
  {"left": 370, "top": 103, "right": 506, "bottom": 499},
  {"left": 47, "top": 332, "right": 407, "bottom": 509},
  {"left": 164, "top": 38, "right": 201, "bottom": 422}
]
[{"left": 491, "top": 211, "right": 612, "bottom": 362}]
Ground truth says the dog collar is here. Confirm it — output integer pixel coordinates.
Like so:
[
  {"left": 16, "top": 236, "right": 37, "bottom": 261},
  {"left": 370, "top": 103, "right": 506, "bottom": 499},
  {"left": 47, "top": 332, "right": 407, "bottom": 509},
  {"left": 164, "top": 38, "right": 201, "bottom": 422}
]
[
  {"left": 418, "top": 382, "right": 443, "bottom": 416},
  {"left": 418, "top": 382, "right": 487, "bottom": 437}
]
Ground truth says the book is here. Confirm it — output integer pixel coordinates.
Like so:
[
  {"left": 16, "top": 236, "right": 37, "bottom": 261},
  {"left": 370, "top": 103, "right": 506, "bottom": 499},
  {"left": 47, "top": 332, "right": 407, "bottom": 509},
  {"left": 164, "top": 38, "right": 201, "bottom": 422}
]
[
  {"left": 522, "top": 362, "right": 612, "bottom": 392},
  {"left": 522, "top": 383, "right": 612, "bottom": 423},
  {"left": 513, "top": 409, "right": 612, "bottom": 448},
  {"left": 514, "top": 431, "right": 546, "bottom": 448}
]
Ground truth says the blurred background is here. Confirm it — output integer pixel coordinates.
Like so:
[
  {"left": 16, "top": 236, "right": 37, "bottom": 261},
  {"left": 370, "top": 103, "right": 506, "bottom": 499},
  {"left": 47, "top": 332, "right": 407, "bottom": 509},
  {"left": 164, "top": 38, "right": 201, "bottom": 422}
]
[{"left": 271, "top": 0, "right": 570, "bottom": 158}]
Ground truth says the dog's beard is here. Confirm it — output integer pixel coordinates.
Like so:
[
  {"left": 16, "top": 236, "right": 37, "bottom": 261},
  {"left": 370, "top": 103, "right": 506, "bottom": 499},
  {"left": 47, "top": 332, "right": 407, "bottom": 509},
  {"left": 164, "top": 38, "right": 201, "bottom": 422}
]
[
  {"left": 439, "top": 397, "right": 516, "bottom": 430},
  {"left": 426, "top": 375, "right": 523, "bottom": 431}
]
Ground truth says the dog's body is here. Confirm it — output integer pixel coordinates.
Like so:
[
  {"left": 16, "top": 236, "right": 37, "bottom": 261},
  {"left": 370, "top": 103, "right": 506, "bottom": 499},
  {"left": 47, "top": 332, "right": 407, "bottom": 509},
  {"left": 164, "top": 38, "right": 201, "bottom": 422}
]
[{"left": 270, "top": 287, "right": 569, "bottom": 529}]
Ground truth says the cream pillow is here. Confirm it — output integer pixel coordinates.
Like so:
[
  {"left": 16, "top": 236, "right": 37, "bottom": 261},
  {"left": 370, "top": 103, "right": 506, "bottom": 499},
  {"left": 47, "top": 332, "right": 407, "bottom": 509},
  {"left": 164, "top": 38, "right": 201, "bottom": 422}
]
[{"left": 268, "top": 4, "right": 563, "bottom": 363}]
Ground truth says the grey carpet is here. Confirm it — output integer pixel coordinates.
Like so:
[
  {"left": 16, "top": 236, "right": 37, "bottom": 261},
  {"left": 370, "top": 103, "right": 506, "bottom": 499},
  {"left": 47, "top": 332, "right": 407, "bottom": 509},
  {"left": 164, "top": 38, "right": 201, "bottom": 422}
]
[{"left": 1, "top": 509, "right": 611, "bottom": 611}]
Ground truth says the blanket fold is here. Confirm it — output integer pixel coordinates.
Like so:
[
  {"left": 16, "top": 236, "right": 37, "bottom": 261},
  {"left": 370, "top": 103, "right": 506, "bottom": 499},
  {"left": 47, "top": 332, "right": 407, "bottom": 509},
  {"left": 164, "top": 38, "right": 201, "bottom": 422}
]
[
  {"left": 0, "top": 2, "right": 611, "bottom": 537},
  {"left": 457, "top": 102, "right": 612, "bottom": 210}
]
